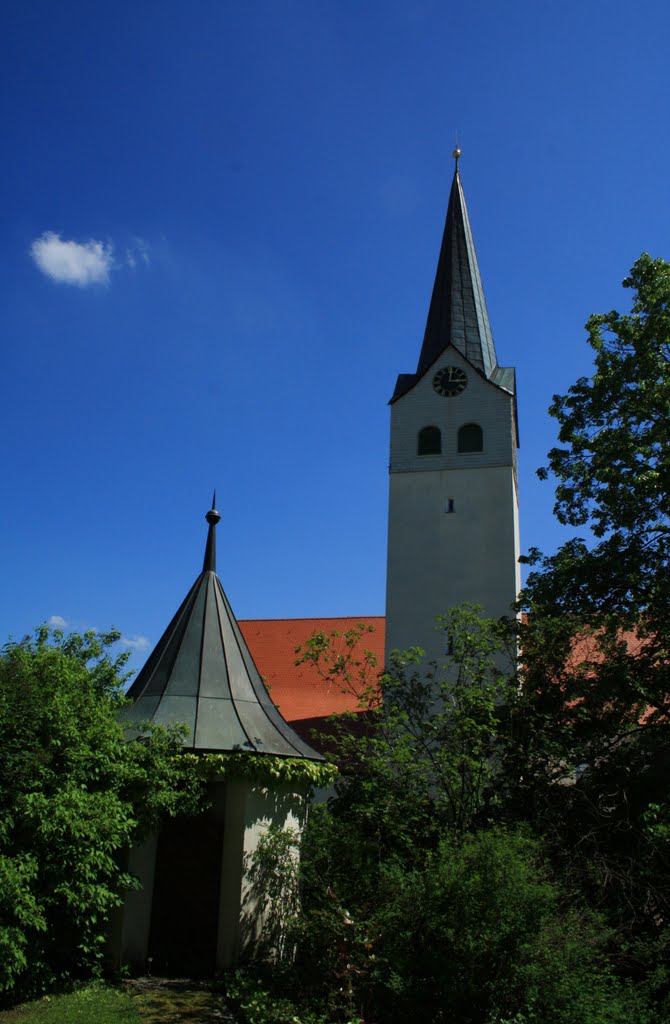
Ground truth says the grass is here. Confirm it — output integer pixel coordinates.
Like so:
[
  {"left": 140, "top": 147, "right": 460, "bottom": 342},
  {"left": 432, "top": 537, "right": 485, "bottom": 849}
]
[
  {"left": 0, "top": 985, "right": 139, "bottom": 1023},
  {"left": 0, "top": 981, "right": 237, "bottom": 1024}
]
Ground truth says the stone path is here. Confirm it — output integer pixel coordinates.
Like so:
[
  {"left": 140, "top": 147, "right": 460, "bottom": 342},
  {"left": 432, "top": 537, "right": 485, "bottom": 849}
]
[{"left": 125, "top": 979, "right": 238, "bottom": 1024}]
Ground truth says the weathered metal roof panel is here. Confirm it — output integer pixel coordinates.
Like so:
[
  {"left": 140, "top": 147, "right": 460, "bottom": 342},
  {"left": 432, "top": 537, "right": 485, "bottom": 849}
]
[{"left": 193, "top": 697, "right": 249, "bottom": 751}]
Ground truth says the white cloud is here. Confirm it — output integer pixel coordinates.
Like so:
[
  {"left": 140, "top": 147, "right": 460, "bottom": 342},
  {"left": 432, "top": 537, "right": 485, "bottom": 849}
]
[
  {"left": 120, "top": 634, "right": 151, "bottom": 653},
  {"left": 48, "top": 614, "right": 68, "bottom": 628},
  {"left": 31, "top": 232, "right": 113, "bottom": 286}
]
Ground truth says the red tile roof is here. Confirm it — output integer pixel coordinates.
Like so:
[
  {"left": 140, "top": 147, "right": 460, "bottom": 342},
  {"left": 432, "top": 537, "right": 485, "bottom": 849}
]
[
  {"left": 239, "top": 617, "right": 385, "bottom": 732},
  {"left": 239, "top": 617, "right": 665, "bottom": 749}
]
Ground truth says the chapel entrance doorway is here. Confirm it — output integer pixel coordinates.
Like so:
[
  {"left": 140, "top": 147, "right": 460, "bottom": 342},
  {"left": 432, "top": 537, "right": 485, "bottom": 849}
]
[{"left": 147, "top": 806, "right": 224, "bottom": 976}]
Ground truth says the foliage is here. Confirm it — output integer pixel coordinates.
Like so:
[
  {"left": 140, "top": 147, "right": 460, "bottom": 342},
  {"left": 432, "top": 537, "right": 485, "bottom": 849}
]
[
  {"left": 297, "top": 606, "right": 517, "bottom": 850},
  {"left": 525, "top": 252, "right": 670, "bottom": 661},
  {"left": 252, "top": 610, "right": 544, "bottom": 1023},
  {"left": 454, "top": 255, "right": 670, "bottom": 1023},
  {"left": 244, "top": 825, "right": 302, "bottom": 965},
  {"left": 188, "top": 751, "right": 338, "bottom": 790},
  {"left": 0, "top": 849, "right": 45, "bottom": 993},
  {"left": 505, "top": 614, "right": 670, "bottom": 953},
  {"left": 515, "top": 255, "right": 670, "bottom": 850},
  {"left": 255, "top": 618, "right": 617, "bottom": 1021},
  {"left": 281, "top": 813, "right": 641, "bottom": 1024},
  {"left": 248, "top": 582, "right": 668, "bottom": 1022},
  {"left": 509, "top": 257, "right": 670, "bottom": 995},
  {"left": 294, "top": 621, "right": 382, "bottom": 712},
  {"left": 0, "top": 627, "right": 205, "bottom": 1000},
  {"left": 225, "top": 968, "right": 353, "bottom": 1024},
  {"left": 542, "top": 255, "right": 670, "bottom": 531},
  {"left": 372, "top": 829, "right": 645, "bottom": 1024}
]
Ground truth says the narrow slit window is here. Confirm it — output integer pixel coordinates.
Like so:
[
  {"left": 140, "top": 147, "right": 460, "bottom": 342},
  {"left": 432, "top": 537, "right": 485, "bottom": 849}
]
[
  {"left": 446, "top": 498, "right": 455, "bottom": 514},
  {"left": 418, "top": 425, "right": 441, "bottom": 456},
  {"left": 458, "top": 423, "right": 483, "bottom": 453}
]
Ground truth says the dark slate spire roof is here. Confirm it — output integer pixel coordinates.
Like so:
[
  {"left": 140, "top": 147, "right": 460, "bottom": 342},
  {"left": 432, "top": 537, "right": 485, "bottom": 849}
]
[
  {"left": 122, "top": 497, "right": 324, "bottom": 760},
  {"left": 417, "top": 157, "right": 497, "bottom": 378},
  {"left": 391, "top": 152, "right": 516, "bottom": 404}
]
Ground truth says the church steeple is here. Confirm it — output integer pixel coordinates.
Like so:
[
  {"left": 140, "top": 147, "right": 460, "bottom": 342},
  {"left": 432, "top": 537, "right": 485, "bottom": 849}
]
[
  {"left": 391, "top": 152, "right": 512, "bottom": 404},
  {"left": 417, "top": 150, "right": 498, "bottom": 379},
  {"left": 384, "top": 154, "right": 520, "bottom": 669}
]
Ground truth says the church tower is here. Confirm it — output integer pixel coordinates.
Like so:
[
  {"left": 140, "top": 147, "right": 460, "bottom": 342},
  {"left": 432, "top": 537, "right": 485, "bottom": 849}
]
[{"left": 384, "top": 152, "right": 520, "bottom": 667}]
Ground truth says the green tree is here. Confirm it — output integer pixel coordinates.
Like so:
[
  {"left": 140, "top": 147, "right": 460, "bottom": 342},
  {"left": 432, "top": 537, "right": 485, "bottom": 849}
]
[
  {"left": 360, "top": 828, "right": 640, "bottom": 1024},
  {"left": 261, "top": 613, "right": 641, "bottom": 1024},
  {"left": 525, "top": 252, "right": 670, "bottom": 653},
  {"left": 509, "top": 255, "right": 670, "bottom": 1008},
  {"left": 515, "top": 253, "right": 670, "bottom": 790},
  {"left": 0, "top": 626, "right": 205, "bottom": 999},
  {"left": 296, "top": 605, "right": 517, "bottom": 856}
]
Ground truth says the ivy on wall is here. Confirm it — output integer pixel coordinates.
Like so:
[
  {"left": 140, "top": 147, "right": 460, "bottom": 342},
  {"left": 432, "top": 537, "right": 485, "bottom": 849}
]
[{"left": 181, "top": 751, "right": 338, "bottom": 790}]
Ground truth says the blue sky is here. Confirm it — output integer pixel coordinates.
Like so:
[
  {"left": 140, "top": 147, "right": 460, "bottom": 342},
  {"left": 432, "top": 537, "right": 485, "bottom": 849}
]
[{"left": 2, "top": 0, "right": 669, "bottom": 669}]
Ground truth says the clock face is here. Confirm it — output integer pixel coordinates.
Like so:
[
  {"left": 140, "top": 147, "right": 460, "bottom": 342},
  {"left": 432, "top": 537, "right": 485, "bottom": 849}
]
[{"left": 433, "top": 365, "right": 468, "bottom": 397}]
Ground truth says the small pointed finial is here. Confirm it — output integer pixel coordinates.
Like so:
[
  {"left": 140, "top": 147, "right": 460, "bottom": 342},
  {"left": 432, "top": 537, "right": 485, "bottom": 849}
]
[
  {"left": 453, "top": 147, "right": 461, "bottom": 169},
  {"left": 206, "top": 490, "right": 221, "bottom": 528},
  {"left": 203, "top": 491, "right": 221, "bottom": 572}
]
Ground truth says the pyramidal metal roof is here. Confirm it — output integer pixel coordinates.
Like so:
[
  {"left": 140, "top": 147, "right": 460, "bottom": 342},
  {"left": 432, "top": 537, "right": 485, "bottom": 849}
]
[
  {"left": 391, "top": 152, "right": 515, "bottom": 404},
  {"left": 122, "top": 497, "right": 324, "bottom": 760}
]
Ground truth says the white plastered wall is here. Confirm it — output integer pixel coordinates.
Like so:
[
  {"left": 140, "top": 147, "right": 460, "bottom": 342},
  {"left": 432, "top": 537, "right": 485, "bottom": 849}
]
[
  {"left": 217, "top": 779, "right": 309, "bottom": 969},
  {"left": 385, "top": 345, "right": 520, "bottom": 668},
  {"left": 110, "top": 777, "right": 310, "bottom": 973}
]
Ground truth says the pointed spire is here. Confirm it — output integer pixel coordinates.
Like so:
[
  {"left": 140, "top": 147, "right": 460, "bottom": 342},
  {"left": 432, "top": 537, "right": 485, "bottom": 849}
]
[
  {"left": 202, "top": 491, "right": 220, "bottom": 574},
  {"left": 416, "top": 151, "right": 498, "bottom": 379},
  {"left": 123, "top": 496, "right": 323, "bottom": 759}
]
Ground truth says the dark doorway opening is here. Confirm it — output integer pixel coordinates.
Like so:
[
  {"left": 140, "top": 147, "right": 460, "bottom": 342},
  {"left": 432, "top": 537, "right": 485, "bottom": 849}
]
[{"left": 148, "top": 808, "right": 224, "bottom": 977}]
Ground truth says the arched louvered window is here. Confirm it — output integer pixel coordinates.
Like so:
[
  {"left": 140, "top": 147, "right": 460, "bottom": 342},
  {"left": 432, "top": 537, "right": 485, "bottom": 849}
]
[
  {"left": 418, "top": 425, "right": 442, "bottom": 456},
  {"left": 458, "top": 423, "right": 483, "bottom": 453}
]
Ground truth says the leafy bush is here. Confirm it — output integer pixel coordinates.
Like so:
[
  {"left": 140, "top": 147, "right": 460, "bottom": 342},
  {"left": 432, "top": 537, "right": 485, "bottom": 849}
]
[
  {"left": 225, "top": 969, "right": 347, "bottom": 1024},
  {"left": 253, "top": 607, "right": 661, "bottom": 1023},
  {"left": 292, "top": 820, "right": 643, "bottom": 1024},
  {"left": 0, "top": 627, "right": 205, "bottom": 1000}
]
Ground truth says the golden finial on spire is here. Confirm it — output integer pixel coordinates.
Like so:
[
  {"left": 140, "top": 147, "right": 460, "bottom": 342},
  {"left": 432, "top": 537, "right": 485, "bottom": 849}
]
[{"left": 453, "top": 147, "right": 461, "bottom": 166}]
